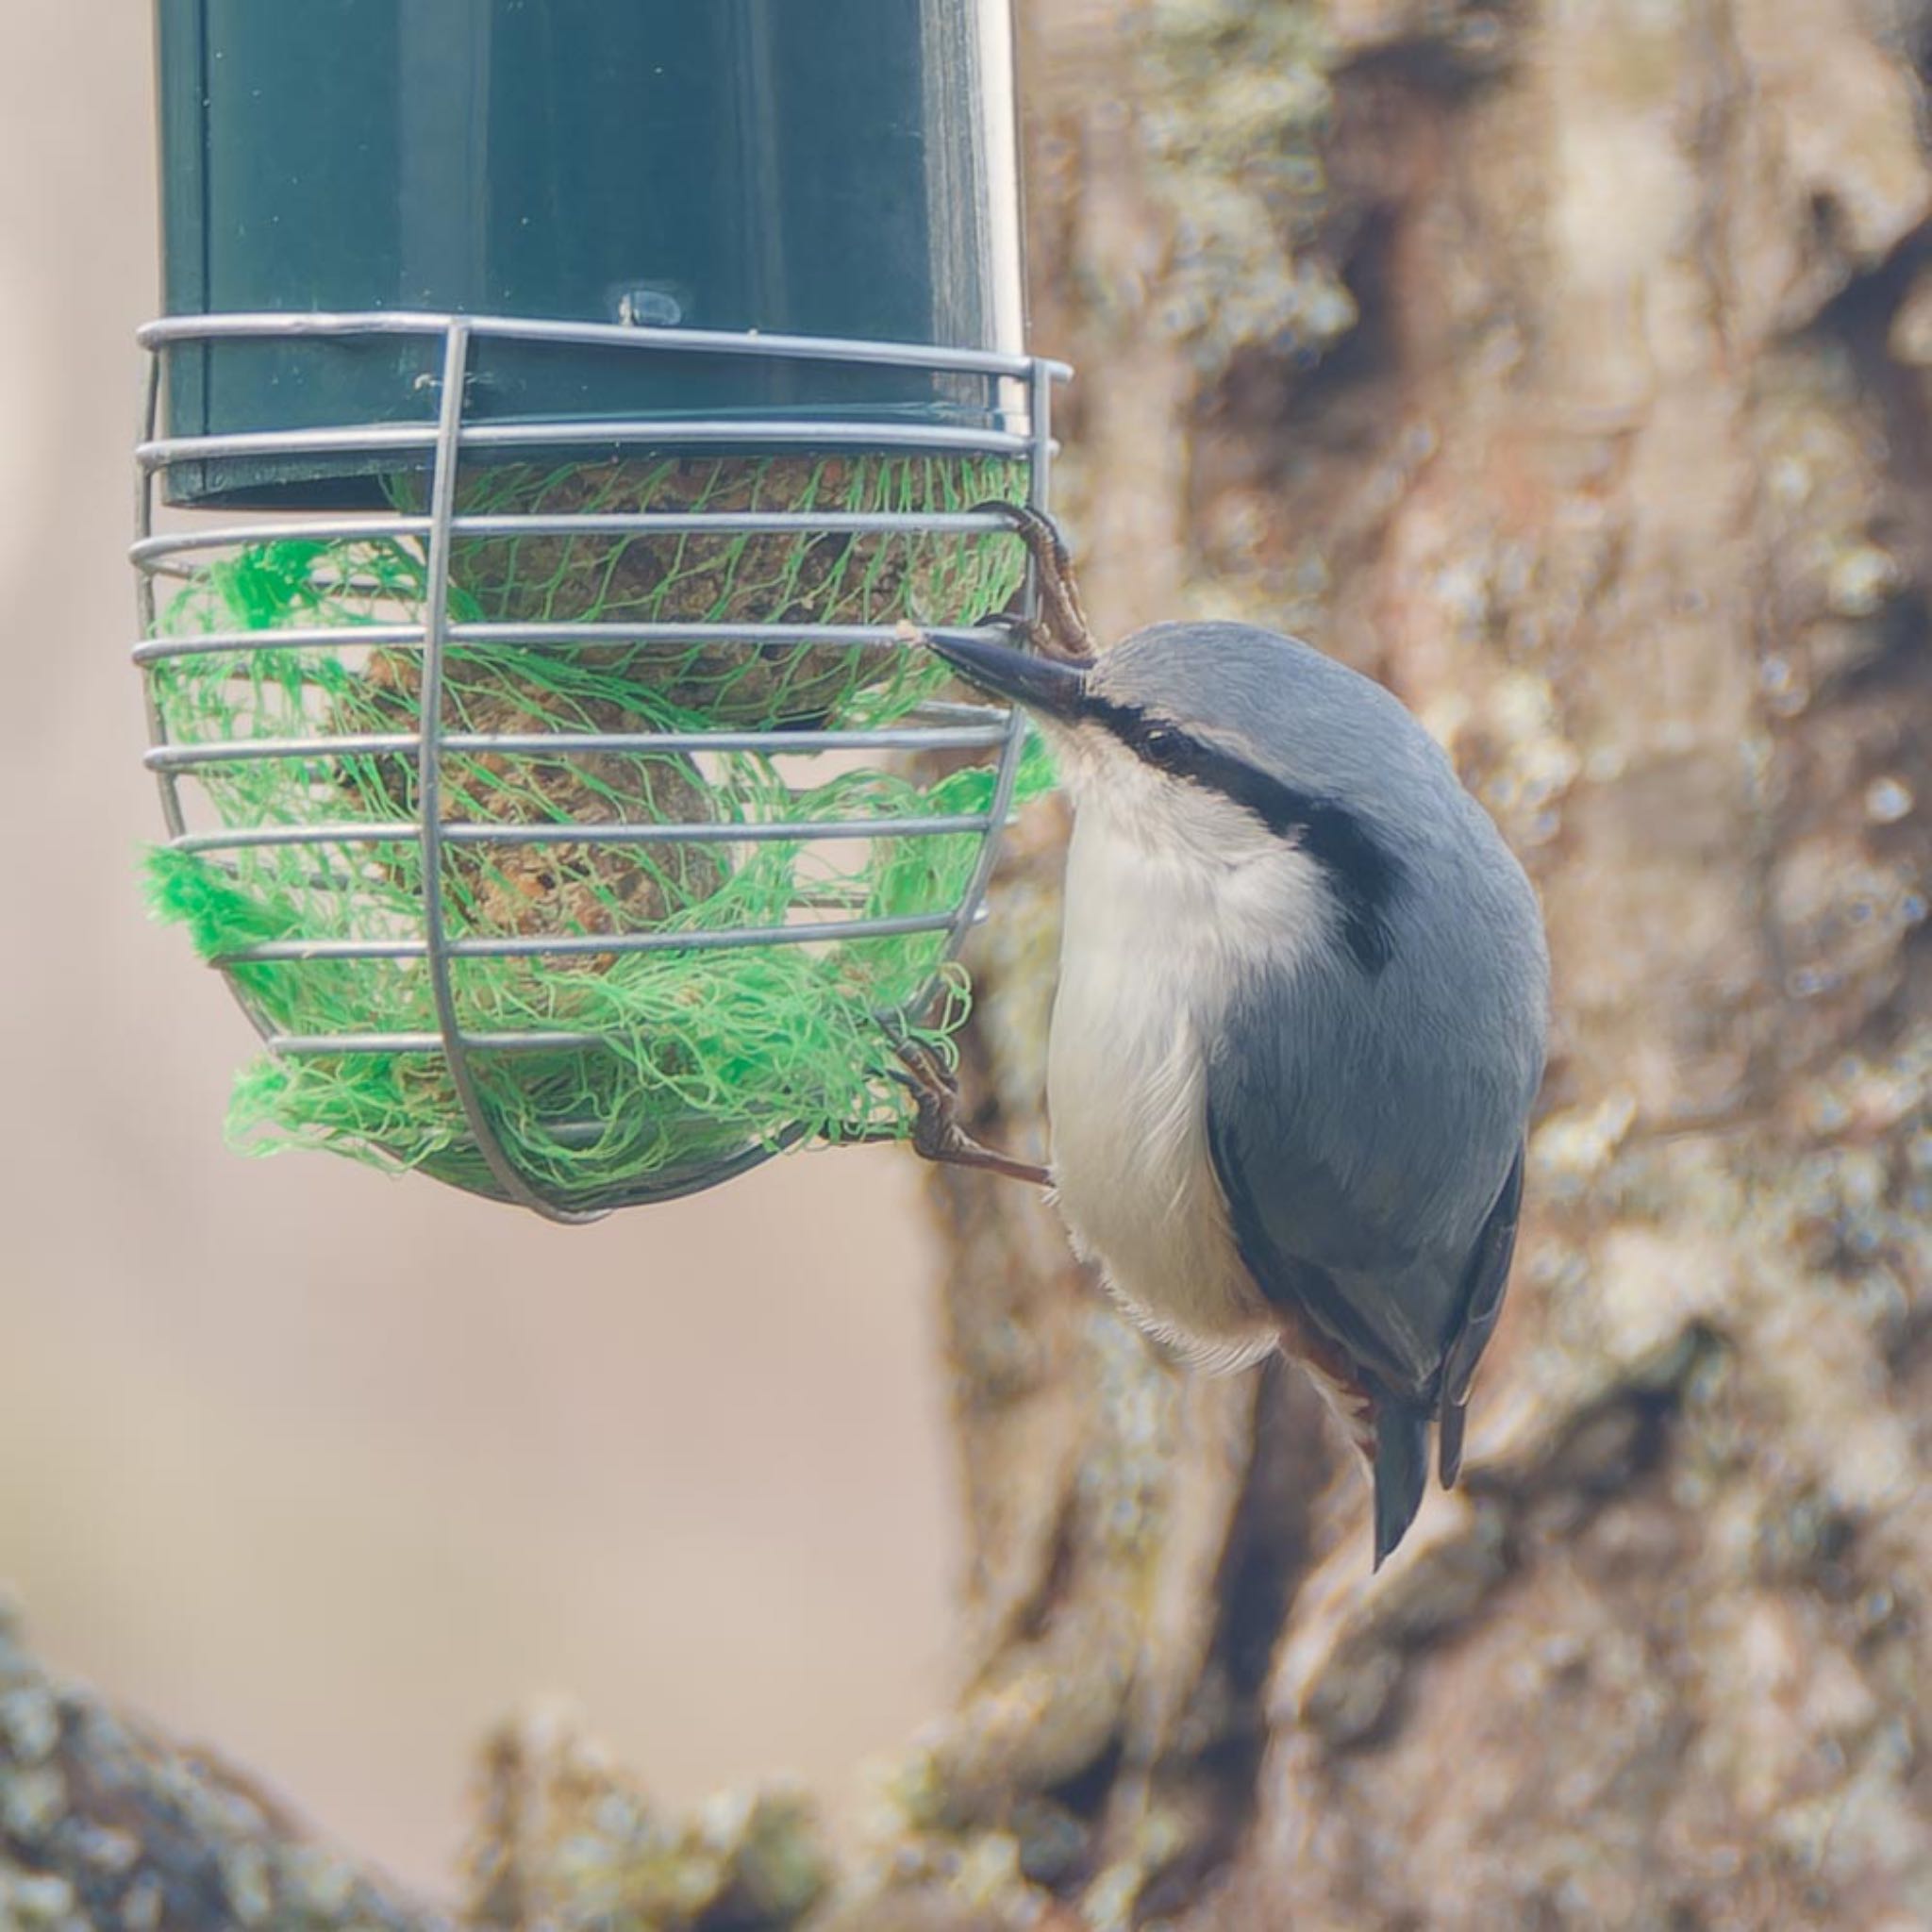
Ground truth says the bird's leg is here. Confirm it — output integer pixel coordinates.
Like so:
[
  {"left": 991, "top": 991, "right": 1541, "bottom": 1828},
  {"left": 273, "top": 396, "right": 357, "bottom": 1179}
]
[
  {"left": 892, "top": 1039, "right": 1053, "bottom": 1189},
  {"left": 971, "top": 501, "right": 1097, "bottom": 663}
]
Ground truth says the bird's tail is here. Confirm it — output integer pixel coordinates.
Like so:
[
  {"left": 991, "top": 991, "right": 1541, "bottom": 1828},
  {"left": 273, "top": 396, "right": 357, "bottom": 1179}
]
[
  {"left": 1439, "top": 1396, "right": 1474, "bottom": 1490},
  {"left": 1371, "top": 1395, "right": 1430, "bottom": 1569}
]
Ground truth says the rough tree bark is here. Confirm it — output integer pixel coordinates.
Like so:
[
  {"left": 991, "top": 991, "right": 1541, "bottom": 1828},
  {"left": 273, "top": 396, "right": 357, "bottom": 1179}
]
[
  {"left": 7, "top": 3, "right": 1932, "bottom": 1928},
  {"left": 903, "top": 2, "right": 1932, "bottom": 1925}
]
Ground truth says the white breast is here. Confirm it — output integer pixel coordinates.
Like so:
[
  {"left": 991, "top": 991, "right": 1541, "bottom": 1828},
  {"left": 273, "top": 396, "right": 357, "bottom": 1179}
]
[{"left": 1045, "top": 757, "right": 1332, "bottom": 1372}]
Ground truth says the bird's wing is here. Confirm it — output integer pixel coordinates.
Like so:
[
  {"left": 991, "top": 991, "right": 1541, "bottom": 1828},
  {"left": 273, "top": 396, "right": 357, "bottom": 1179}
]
[
  {"left": 1203, "top": 946, "right": 1532, "bottom": 1377},
  {"left": 1205, "top": 1087, "right": 1441, "bottom": 1400},
  {"left": 1436, "top": 1143, "right": 1524, "bottom": 1485},
  {"left": 1207, "top": 1078, "right": 1457, "bottom": 1566},
  {"left": 1203, "top": 964, "right": 1495, "bottom": 1400}
]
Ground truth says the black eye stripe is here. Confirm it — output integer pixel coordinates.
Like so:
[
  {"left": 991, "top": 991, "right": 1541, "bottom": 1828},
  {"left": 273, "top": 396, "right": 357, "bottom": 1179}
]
[{"left": 1083, "top": 693, "right": 1404, "bottom": 974}]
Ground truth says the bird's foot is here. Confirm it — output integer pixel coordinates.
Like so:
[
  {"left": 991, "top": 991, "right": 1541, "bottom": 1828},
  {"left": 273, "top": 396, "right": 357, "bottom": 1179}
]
[{"left": 892, "top": 1039, "right": 1052, "bottom": 1189}]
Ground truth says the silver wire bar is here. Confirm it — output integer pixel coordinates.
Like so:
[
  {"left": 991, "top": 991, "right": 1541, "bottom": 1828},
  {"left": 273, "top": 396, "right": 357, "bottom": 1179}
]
[
  {"left": 411, "top": 322, "right": 584, "bottom": 1222},
  {"left": 901, "top": 699, "right": 1010, "bottom": 724},
  {"left": 139, "top": 428, "right": 440, "bottom": 470},
  {"left": 479, "top": 421, "right": 1043, "bottom": 457},
  {"left": 172, "top": 814, "right": 995, "bottom": 854},
  {"left": 214, "top": 907, "right": 962, "bottom": 966},
  {"left": 131, "top": 626, "right": 1006, "bottom": 675},
  {"left": 134, "top": 624, "right": 425, "bottom": 664},
  {"left": 134, "top": 354, "right": 190, "bottom": 844},
  {"left": 266, "top": 1031, "right": 608, "bottom": 1054},
  {"left": 935, "top": 362, "right": 1060, "bottom": 964},
  {"left": 145, "top": 723, "right": 1013, "bottom": 771},
  {"left": 139, "top": 419, "right": 1035, "bottom": 472},
  {"left": 445, "top": 510, "right": 1028, "bottom": 539},
  {"left": 470, "top": 620, "right": 1002, "bottom": 651},
  {"left": 132, "top": 520, "right": 434, "bottom": 562},
  {"left": 131, "top": 510, "right": 1027, "bottom": 564},
  {"left": 138, "top": 308, "right": 1072, "bottom": 384},
  {"left": 132, "top": 620, "right": 1024, "bottom": 666}
]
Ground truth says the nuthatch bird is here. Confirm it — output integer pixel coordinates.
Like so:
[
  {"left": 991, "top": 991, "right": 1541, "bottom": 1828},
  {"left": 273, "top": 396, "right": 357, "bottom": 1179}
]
[{"left": 913, "top": 515, "right": 1548, "bottom": 1566}]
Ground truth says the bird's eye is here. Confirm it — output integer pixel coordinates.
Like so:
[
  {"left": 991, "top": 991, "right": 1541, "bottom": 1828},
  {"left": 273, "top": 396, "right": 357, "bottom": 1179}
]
[{"left": 1140, "top": 724, "right": 1183, "bottom": 764}]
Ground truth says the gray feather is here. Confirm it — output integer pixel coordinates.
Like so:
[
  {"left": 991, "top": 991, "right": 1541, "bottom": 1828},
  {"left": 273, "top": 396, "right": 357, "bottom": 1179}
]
[
  {"left": 1372, "top": 1399, "right": 1431, "bottom": 1569},
  {"left": 1143, "top": 624, "right": 1545, "bottom": 1419},
  {"left": 1046, "top": 620, "right": 1547, "bottom": 1562},
  {"left": 1439, "top": 1146, "right": 1524, "bottom": 1485}
]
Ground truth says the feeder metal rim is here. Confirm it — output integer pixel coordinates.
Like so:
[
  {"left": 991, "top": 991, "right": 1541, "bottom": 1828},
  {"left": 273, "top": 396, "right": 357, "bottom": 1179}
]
[
  {"left": 171, "top": 813, "right": 997, "bottom": 853},
  {"left": 212, "top": 906, "right": 962, "bottom": 965},
  {"left": 139, "top": 308, "right": 1073, "bottom": 386},
  {"left": 138, "top": 419, "right": 1038, "bottom": 472},
  {"left": 145, "top": 722, "right": 1012, "bottom": 771}
]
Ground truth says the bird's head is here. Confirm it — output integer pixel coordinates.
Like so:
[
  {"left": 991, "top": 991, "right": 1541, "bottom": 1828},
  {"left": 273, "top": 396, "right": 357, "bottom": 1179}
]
[{"left": 929, "top": 619, "right": 1464, "bottom": 967}]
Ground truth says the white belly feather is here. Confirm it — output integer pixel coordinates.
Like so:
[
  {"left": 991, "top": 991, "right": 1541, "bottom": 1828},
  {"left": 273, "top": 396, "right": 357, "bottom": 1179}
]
[{"left": 1045, "top": 774, "right": 1332, "bottom": 1373}]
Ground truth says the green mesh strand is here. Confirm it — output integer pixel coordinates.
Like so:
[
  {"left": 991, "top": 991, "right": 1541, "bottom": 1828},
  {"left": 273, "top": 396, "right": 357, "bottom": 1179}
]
[{"left": 142, "top": 452, "right": 1056, "bottom": 1209}]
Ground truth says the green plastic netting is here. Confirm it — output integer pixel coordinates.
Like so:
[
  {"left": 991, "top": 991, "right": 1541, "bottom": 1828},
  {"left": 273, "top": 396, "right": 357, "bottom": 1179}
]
[{"left": 143, "top": 452, "right": 1052, "bottom": 1210}]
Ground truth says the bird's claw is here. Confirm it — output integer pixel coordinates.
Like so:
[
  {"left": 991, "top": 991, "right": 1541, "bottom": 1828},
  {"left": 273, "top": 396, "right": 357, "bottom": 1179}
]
[
  {"left": 891, "top": 1038, "right": 1052, "bottom": 1189},
  {"left": 891, "top": 1039, "right": 961, "bottom": 1150},
  {"left": 969, "top": 501, "right": 1096, "bottom": 665}
]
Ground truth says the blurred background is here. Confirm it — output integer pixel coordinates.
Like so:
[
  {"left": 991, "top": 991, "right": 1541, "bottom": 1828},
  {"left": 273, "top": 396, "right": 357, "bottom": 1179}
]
[{"left": 0, "top": 3, "right": 961, "bottom": 1888}]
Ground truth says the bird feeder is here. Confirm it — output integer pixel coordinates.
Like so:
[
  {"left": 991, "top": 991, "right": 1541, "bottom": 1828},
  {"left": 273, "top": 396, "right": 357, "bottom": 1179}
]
[{"left": 136, "top": 0, "right": 1067, "bottom": 1220}]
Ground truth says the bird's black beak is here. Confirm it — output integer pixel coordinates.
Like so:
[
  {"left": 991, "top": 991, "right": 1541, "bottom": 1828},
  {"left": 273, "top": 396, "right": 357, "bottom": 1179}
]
[{"left": 925, "top": 628, "right": 1090, "bottom": 722}]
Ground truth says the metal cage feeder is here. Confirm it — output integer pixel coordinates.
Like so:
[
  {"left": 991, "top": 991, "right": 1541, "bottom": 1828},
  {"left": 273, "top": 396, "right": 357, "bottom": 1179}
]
[
  {"left": 136, "top": 315, "right": 1068, "bottom": 1219},
  {"left": 136, "top": 1, "right": 1066, "bottom": 1220}
]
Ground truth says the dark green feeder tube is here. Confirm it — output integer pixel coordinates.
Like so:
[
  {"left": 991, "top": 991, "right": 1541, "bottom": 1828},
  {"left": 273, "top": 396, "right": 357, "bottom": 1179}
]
[{"left": 155, "top": 0, "right": 1026, "bottom": 505}]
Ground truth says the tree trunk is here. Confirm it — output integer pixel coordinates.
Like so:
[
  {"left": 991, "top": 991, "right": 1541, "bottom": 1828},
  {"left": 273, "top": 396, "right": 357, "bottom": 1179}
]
[
  {"left": 8, "top": 3, "right": 1932, "bottom": 1927},
  {"left": 901, "top": 2, "right": 1932, "bottom": 1926}
]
